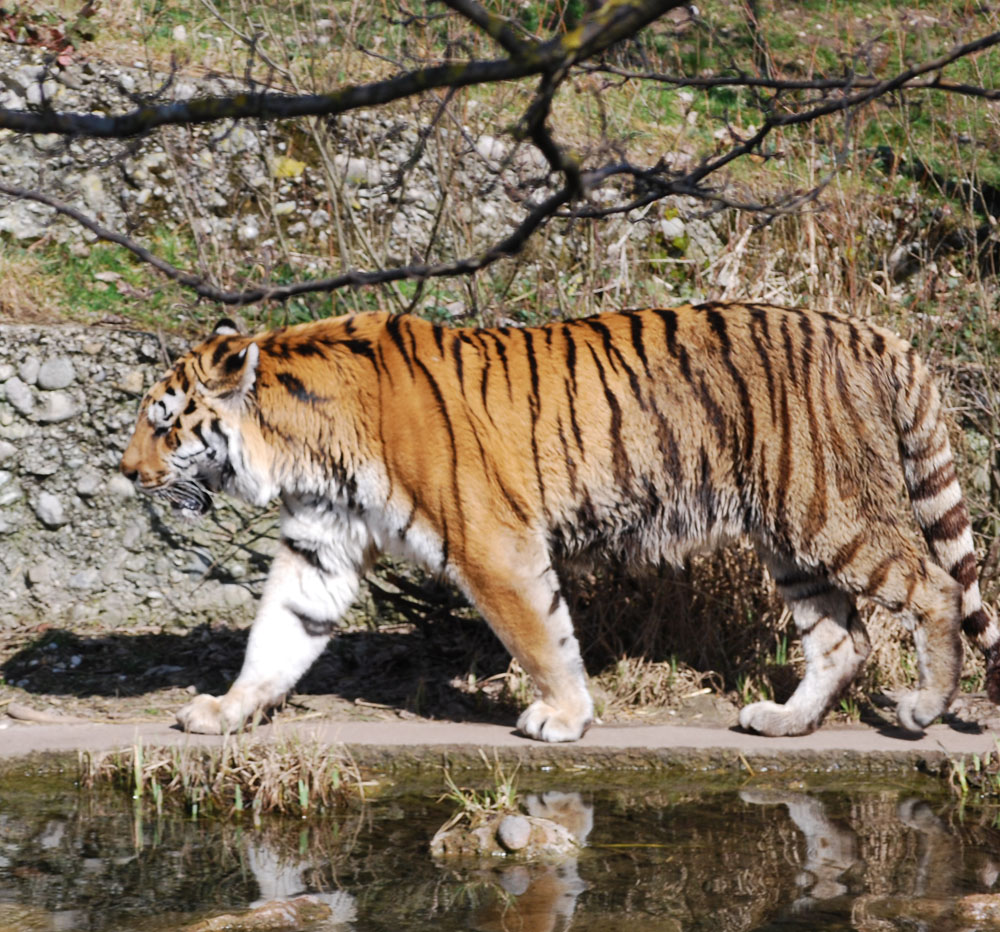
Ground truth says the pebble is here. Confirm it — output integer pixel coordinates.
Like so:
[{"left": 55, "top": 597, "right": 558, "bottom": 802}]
[
  {"left": 35, "top": 391, "right": 78, "bottom": 423},
  {"left": 106, "top": 473, "right": 136, "bottom": 499},
  {"left": 37, "top": 356, "right": 76, "bottom": 390},
  {"left": 120, "top": 369, "right": 146, "bottom": 394},
  {"left": 34, "top": 492, "right": 67, "bottom": 527},
  {"left": 17, "top": 356, "right": 39, "bottom": 385},
  {"left": 4, "top": 376, "right": 34, "bottom": 416},
  {"left": 76, "top": 468, "right": 104, "bottom": 497},
  {"left": 496, "top": 814, "right": 532, "bottom": 852},
  {"left": 27, "top": 561, "right": 55, "bottom": 585},
  {"left": 0, "top": 440, "right": 17, "bottom": 462}
]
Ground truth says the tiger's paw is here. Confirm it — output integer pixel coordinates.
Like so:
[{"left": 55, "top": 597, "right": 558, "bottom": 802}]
[
  {"left": 739, "top": 700, "right": 818, "bottom": 737},
  {"left": 176, "top": 693, "right": 244, "bottom": 735},
  {"left": 896, "top": 689, "right": 947, "bottom": 734},
  {"left": 517, "top": 698, "right": 592, "bottom": 743}
]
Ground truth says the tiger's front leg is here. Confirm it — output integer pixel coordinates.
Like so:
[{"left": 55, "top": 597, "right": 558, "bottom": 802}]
[
  {"left": 461, "top": 536, "right": 593, "bottom": 742},
  {"left": 176, "top": 533, "right": 368, "bottom": 735}
]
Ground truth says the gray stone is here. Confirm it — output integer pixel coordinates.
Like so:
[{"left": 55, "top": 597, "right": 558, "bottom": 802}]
[
  {"left": 0, "top": 364, "right": 14, "bottom": 381},
  {"left": 17, "top": 357, "right": 39, "bottom": 385},
  {"left": 35, "top": 492, "right": 67, "bottom": 528},
  {"left": 27, "top": 561, "right": 55, "bottom": 585},
  {"left": 0, "top": 440, "right": 17, "bottom": 462},
  {"left": 69, "top": 569, "right": 99, "bottom": 590},
  {"left": 497, "top": 814, "right": 532, "bottom": 852},
  {"left": 122, "top": 520, "right": 145, "bottom": 550},
  {"left": 4, "top": 377, "right": 34, "bottom": 416},
  {"left": 0, "top": 483, "right": 23, "bottom": 507},
  {"left": 37, "top": 356, "right": 76, "bottom": 390},
  {"left": 106, "top": 473, "right": 135, "bottom": 499},
  {"left": 76, "top": 468, "right": 104, "bottom": 497},
  {"left": 35, "top": 391, "right": 78, "bottom": 423},
  {"left": 120, "top": 368, "right": 146, "bottom": 394}
]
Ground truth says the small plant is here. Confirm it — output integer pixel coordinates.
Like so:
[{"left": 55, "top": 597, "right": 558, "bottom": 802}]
[
  {"left": 773, "top": 635, "right": 789, "bottom": 667},
  {"left": 946, "top": 739, "right": 1000, "bottom": 802},
  {"left": 438, "top": 751, "right": 521, "bottom": 831},
  {"left": 838, "top": 696, "right": 862, "bottom": 722}
]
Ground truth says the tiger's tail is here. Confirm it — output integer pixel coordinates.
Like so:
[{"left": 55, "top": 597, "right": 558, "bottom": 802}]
[{"left": 892, "top": 346, "right": 1000, "bottom": 702}]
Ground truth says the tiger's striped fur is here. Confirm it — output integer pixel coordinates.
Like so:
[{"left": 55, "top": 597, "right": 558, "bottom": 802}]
[{"left": 120, "top": 303, "right": 1000, "bottom": 740}]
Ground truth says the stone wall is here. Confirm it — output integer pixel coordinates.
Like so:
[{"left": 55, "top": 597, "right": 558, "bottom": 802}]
[{"left": 0, "top": 323, "right": 269, "bottom": 633}]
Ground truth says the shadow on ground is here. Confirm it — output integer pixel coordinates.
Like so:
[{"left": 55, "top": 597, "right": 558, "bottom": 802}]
[{"left": 0, "top": 619, "right": 519, "bottom": 725}]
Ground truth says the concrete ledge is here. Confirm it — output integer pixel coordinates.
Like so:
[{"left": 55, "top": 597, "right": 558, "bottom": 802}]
[{"left": 1, "top": 718, "right": 994, "bottom": 774}]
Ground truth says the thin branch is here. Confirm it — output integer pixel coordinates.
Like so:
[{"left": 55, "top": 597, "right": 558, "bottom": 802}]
[
  {"left": 0, "top": 0, "right": 687, "bottom": 138},
  {"left": 584, "top": 30, "right": 1000, "bottom": 100},
  {"left": 436, "top": 0, "right": 527, "bottom": 55}
]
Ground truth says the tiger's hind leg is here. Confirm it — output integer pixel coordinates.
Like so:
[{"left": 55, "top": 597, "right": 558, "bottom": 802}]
[
  {"left": 831, "top": 539, "right": 963, "bottom": 733},
  {"left": 459, "top": 536, "right": 593, "bottom": 743},
  {"left": 739, "top": 552, "right": 871, "bottom": 737}
]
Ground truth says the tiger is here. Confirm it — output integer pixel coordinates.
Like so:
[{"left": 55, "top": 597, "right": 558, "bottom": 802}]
[{"left": 120, "top": 302, "right": 1000, "bottom": 741}]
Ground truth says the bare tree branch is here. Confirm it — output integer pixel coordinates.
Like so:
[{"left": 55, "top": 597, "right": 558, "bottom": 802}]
[
  {"left": 586, "top": 43, "right": 1000, "bottom": 101},
  {"left": 0, "top": 2, "right": 997, "bottom": 311},
  {"left": 436, "top": 0, "right": 527, "bottom": 55},
  {"left": 0, "top": 0, "right": 686, "bottom": 138}
]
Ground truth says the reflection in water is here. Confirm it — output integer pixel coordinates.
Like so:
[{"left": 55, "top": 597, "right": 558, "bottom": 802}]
[
  {"left": 245, "top": 840, "right": 357, "bottom": 922},
  {"left": 741, "top": 788, "right": 858, "bottom": 904},
  {"left": 2, "top": 774, "right": 1000, "bottom": 930},
  {"left": 470, "top": 792, "right": 592, "bottom": 932}
]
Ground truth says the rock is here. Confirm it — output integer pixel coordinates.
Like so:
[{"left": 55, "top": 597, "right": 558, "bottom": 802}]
[
  {"left": 660, "top": 215, "right": 686, "bottom": 241},
  {"left": 430, "top": 811, "right": 580, "bottom": 860},
  {"left": 333, "top": 155, "right": 381, "bottom": 186},
  {"left": 107, "top": 473, "right": 136, "bottom": 499},
  {"left": 497, "top": 814, "right": 532, "bottom": 851},
  {"left": 0, "top": 481, "right": 23, "bottom": 507},
  {"left": 35, "top": 391, "right": 78, "bottom": 423},
  {"left": 17, "top": 356, "right": 39, "bottom": 385},
  {"left": 69, "top": 568, "right": 100, "bottom": 590},
  {"left": 0, "top": 439, "right": 16, "bottom": 462},
  {"left": 475, "top": 134, "right": 507, "bottom": 163},
  {"left": 35, "top": 492, "right": 68, "bottom": 527},
  {"left": 183, "top": 896, "right": 335, "bottom": 932},
  {"left": 76, "top": 468, "right": 104, "bottom": 497},
  {"left": 27, "top": 561, "right": 55, "bottom": 585},
  {"left": 37, "top": 356, "right": 76, "bottom": 390},
  {"left": 120, "top": 368, "right": 146, "bottom": 394},
  {"left": 4, "top": 376, "right": 34, "bottom": 416},
  {"left": 955, "top": 894, "right": 1000, "bottom": 925}
]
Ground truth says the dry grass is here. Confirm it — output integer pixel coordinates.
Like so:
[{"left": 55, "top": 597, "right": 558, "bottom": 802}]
[
  {"left": 0, "top": 243, "right": 63, "bottom": 322},
  {"left": 79, "top": 735, "right": 365, "bottom": 819}
]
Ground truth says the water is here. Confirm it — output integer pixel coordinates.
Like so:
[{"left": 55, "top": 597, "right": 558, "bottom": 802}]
[{"left": 1, "top": 767, "right": 998, "bottom": 931}]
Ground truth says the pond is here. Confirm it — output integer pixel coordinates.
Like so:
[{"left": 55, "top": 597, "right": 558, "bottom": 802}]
[{"left": 1, "top": 763, "right": 998, "bottom": 931}]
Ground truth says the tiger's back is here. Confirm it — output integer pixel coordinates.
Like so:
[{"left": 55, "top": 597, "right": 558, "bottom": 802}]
[{"left": 121, "top": 302, "right": 999, "bottom": 740}]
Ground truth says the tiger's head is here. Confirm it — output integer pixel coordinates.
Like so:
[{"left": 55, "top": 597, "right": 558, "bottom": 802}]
[{"left": 120, "top": 319, "right": 261, "bottom": 517}]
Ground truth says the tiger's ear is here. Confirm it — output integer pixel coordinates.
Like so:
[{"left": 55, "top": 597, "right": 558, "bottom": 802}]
[
  {"left": 209, "top": 341, "right": 260, "bottom": 405},
  {"left": 230, "top": 342, "right": 259, "bottom": 401},
  {"left": 213, "top": 317, "right": 248, "bottom": 336}
]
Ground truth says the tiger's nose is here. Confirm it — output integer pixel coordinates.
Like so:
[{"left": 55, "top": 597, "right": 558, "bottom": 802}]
[{"left": 122, "top": 468, "right": 139, "bottom": 482}]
